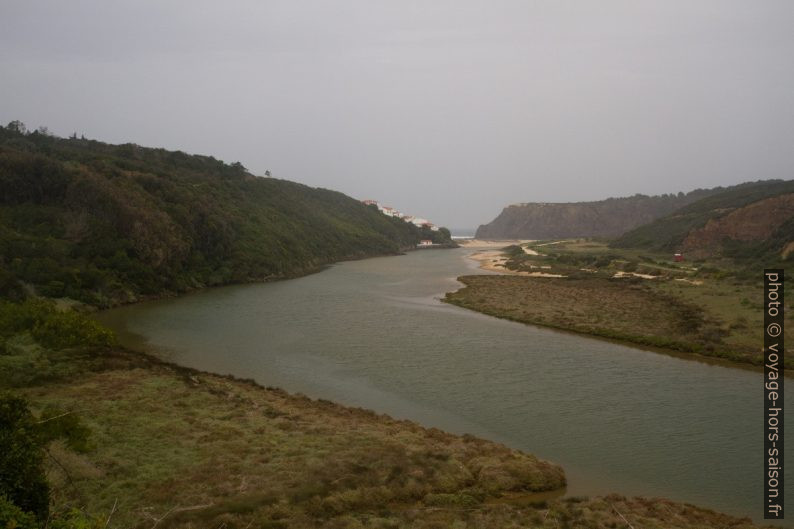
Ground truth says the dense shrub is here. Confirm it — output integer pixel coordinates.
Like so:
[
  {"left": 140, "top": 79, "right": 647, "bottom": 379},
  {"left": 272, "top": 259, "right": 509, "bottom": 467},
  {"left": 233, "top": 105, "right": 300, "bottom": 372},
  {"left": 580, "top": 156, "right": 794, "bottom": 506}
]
[
  {"left": 31, "top": 310, "right": 115, "bottom": 350},
  {"left": 0, "top": 494, "right": 38, "bottom": 529},
  {"left": 0, "top": 122, "right": 454, "bottom": 306},
  {"left": 0, "top": 395, "right": 50, "bottom": 521},
  {"left": 0, "top": 299, "right": 115, "bottom": 349},
  {"left": 0, "top": 395, "right": 95, "bottom": 526}
]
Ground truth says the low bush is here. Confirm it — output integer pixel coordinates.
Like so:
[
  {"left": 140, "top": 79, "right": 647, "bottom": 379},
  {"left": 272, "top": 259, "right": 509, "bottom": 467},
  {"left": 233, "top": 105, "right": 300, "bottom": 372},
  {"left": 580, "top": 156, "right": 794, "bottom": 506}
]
[
  {"left": 0, "top": 394, "right": 50, "bottom": 521},
  {"left": 31, "top": 310, "right": 115, "bottom": 350},
  {"left": 0, "top": 394, "right": 95, "bottom": 527},
  {"left": 0, "top": 494, "right": 38, "bottom": 529},
  {"left": 0, "top": 299, "right": 115, "bottom": 350}
]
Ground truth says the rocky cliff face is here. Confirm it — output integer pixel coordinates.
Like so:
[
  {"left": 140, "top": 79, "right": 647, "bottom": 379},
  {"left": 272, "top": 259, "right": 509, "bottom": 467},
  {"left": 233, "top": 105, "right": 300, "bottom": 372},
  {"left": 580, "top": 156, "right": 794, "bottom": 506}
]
[
  {"left": 475, "top": 192, "right": 711, "bottom": 240},
  {"left": 681, "top": 193, "right": 794, "bottom": 258},
  {"left": 610, "top": 179, "right": 794, "bottom": 255}
]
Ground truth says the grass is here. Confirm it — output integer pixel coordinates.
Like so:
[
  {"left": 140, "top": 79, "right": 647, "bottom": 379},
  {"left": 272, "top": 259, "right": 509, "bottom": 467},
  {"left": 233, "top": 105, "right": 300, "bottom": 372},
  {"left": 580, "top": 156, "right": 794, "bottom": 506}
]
[
  {"left": 450, "top": 239, "right": 792, "bottom": 368},
  {"left": 1, "top": 334, "right": 766, "bottom": 527},
  {"left": 7, "top": 345, "right": 567, "bottom": 528}
]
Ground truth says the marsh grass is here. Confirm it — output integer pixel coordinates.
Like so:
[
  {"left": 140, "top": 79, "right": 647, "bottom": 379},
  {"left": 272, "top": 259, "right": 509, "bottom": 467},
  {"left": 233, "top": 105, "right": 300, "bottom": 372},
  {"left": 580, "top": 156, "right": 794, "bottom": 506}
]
[
  {"left": 0, "top": 304, "right": 766, "bottom": 528},
  {"left": 9, "top": 347, "right": 570, "bottom": 528},
  {"left": 457, "top": 240, "right": 792, "bottom": 368}
]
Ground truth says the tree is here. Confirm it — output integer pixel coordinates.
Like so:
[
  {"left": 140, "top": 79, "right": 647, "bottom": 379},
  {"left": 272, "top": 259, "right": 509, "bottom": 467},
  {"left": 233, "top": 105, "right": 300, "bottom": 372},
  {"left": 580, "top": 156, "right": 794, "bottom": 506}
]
[
  {"left": 0, "top": 395, "right": 50, "bottom": 521},
  {"left": 0, "top": 394, "right": 92, "bottom": 526},
  {"left": 6, "top": 121, "right": 27, "bottom": 135}
]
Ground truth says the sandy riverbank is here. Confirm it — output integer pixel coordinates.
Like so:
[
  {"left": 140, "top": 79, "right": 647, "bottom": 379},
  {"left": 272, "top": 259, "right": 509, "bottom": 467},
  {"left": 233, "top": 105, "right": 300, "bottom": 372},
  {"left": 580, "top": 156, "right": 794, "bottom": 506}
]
[
  {"left": 456, "top": 238, "right": 533, "bottom": 249},
  {"left": 467, "top": 246, "right": 566, "bottom": 278}
]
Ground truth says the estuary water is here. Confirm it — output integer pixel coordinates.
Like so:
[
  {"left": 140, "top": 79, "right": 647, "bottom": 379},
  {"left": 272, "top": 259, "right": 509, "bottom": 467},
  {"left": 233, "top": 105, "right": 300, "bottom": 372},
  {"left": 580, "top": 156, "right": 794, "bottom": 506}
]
[{"left": 97, "top": 247, "right": 792, "bottom": 522}]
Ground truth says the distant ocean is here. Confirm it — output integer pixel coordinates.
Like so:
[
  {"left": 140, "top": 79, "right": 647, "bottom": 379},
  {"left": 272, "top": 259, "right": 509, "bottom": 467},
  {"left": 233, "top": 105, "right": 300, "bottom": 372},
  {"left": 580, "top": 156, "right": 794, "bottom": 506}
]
[{"left": 450, "top": 228, "right": 475, "bottom": 239}]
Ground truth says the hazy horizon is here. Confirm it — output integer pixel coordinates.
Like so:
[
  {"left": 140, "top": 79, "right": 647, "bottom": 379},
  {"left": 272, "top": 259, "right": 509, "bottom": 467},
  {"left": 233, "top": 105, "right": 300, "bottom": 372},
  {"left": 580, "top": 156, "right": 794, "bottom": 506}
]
[{"left": 3, "top": 1, "right": 793, "bottom": 228}]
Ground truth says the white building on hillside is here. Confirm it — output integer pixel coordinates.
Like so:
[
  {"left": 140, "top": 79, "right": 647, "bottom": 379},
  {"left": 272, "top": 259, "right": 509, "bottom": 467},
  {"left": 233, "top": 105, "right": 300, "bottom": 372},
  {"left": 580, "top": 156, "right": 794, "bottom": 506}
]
[
  {"left": 381, "top": 206, "right": 402, "bottom": 217},
  {"left": 360, "top": 199, "right": 437, "bottom": 228}
]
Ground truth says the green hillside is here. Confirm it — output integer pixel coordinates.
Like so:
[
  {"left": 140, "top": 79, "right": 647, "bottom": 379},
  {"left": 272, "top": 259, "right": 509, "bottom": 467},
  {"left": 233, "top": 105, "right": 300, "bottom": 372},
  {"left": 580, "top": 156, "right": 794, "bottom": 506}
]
[
  {"left": 610, "top": 179, "right": 794, "bottom": 260},
  {"left": 0, "top": 122, "right": 451, "bottom": 306},
  {"left": 475, "top": 189, "right": 722, "bottom": 240}
]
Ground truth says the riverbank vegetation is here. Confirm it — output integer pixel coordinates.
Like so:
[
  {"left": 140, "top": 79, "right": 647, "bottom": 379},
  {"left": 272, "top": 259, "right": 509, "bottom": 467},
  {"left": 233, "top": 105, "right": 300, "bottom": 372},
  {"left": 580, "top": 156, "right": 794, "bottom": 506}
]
[
  {"left": 448, "top": 239, "right": 792, "bottom": 368},
  {"left": 0, "top": 122, "right": 772, "bottom": 527},
  {"left": 0, "top": 122, "right": 453, "bottom": 308},
  {"left": 0, "top": 301, "right": 763, "bottom": 528}
]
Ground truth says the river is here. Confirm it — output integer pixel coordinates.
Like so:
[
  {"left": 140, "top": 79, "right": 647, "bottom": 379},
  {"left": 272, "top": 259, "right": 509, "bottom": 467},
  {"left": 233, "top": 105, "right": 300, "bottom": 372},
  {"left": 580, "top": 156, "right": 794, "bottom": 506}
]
[{"left": 96, "top": 247, "right": 792, "bottom": 523}]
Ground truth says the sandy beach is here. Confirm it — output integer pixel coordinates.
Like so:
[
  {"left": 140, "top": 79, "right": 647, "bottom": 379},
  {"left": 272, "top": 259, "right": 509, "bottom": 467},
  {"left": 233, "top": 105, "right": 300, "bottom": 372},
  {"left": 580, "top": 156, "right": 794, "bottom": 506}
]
[
  {"left": 465, "top": 242, "right": 566, "bottom": 277},
  {"left": 456, "top": 238, "right": 534, "bottom": 249}
]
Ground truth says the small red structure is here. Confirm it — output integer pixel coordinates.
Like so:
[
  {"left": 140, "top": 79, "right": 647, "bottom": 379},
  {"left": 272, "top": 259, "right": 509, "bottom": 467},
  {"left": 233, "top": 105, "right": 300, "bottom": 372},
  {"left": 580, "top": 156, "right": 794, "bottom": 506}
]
[{"left": 674, "top": 253, "right": 684, "bottom": 262}]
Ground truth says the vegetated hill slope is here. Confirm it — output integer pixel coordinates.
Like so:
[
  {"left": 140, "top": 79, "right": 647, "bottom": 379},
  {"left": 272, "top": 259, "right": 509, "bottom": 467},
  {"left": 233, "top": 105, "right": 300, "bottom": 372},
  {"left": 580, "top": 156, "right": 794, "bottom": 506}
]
[
  {"left": 0, "top": 123, "right": 452, "bottom": 306},
  {"left": 475, "top": 190, "right": 718, "bottom": 240},
  {"left": 611, "top": 179, "right": 794, "bottom": 261}
]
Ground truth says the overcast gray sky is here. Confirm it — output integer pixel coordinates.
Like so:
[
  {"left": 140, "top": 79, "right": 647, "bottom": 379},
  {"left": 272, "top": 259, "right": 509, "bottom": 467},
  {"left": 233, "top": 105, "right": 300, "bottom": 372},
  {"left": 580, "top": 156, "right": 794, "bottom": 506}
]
[{"left": 2, "top": 1, "right": 793, "bottom": 229}]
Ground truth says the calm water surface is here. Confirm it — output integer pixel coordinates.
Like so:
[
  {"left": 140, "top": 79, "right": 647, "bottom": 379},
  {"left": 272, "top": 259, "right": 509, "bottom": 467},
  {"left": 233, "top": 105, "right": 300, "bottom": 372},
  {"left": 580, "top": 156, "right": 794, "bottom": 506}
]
[{"left": 97, "top": 248, "right": 792, "bottom": 523}]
